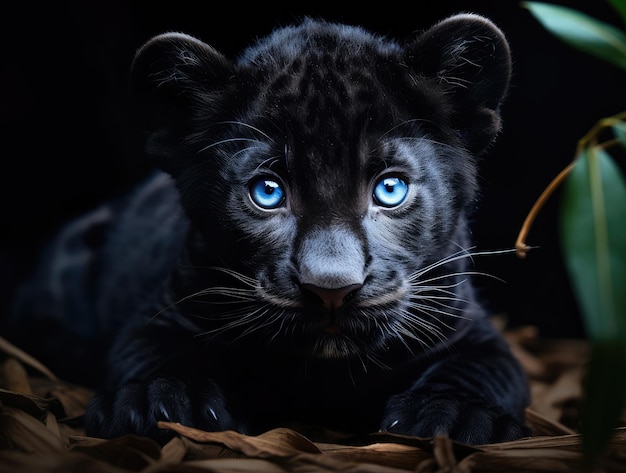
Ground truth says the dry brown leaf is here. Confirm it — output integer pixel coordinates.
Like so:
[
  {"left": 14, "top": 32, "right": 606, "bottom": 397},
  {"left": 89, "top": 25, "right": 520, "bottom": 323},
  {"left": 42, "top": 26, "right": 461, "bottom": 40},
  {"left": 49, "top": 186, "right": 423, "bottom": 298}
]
[
  {"left": 481, "top": 433, "right": 583, "bottom": 451},
  {"left": 0, "top": 358, "right": 32, "bottom": 395},
  {"left": 158, "top": 423, "right": 321, "bottom": 459},
  {"left": 534, "top": 339, "right": 589, "bottom": 378},
  {"left": 181, "top": 458, "right": 295, "bottom": 473},
  {"left": 0, "top": 451, "right": 131, "bottom": 473},
  {"left": 70, "top": 434, "right": 162, "bottom": 471},
  {"left": 45, "top": 410, "right": 62, "bottom": 439},
  {"left": 371, "top": 430, "right": 481, "bottom": 459},
  {"left": 0, "top": 363, "right": 93, "bottom": 425},
  {"left": 317, "top": 441, "right": 432, "bottom": 470},
  {"left": 283, "top": 451, "right": 419, "bottom": 473},
  {"left": 0, "top": 388, "right": 63, "bottom": 422},
  {"left": 0, "top": 406, "right": 66, "bottom": 453},
  {"left": 433, "top": 435, "right": 460, "bottom": 469},
  {"left": 457, "top": 431, "right": 624, "bottom": 473},
  {"left": 158, "top": 425, "right": 428, "bottom": 472},
  {"left": 45, "top": 382, "right": 93, "bottom": 421},
  {"left": 2, "top": 329, "right": 625, "bottom": 473},
  {"left": 159, "top": 437, "right": 188, "bottom": 464},
  {"left": 0, "top": 338, "right": 59, "bottom": 383},
  {"left": 524, "top": 408, "right": 576, "bottom": 436},
  {"left": 459, "top": 448, "right": 583, "bottom": 473},
  {"left": 178, "top": 434, "right": 244, "bottom": 461},
  {"left": 531, "top": 368, "right": 583, "bottom": 423},
  {"left": 504, "top": 325, "right": 549, "bottom": 379}
]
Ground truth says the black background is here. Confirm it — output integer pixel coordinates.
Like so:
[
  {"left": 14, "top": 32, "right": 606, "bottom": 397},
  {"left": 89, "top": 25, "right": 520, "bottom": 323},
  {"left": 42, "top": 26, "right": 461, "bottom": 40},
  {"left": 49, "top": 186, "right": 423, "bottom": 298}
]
[{"left": 2, "top": 0, "right": 625, "bottom": 344}]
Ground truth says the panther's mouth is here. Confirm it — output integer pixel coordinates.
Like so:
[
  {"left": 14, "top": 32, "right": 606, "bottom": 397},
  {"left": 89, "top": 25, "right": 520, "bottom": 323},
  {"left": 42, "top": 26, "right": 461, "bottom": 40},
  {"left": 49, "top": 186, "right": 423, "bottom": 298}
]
[
  {"left": 313, "top": 302, "right": 351, "bottom": 336},
  {"left": 300, "top": 282, "right": 362, "bottom": 336},
  {"left": 310, "top": 305, "right": 366, "bottom": 359},
  {"left": 323, "top": 320, "right": 341, "bottom": 334}
]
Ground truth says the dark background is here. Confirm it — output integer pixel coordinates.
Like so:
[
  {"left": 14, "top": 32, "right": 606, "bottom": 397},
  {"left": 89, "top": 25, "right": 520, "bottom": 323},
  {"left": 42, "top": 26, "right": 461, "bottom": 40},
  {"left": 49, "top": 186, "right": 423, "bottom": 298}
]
[{"left": 1, "top": 0, "right": 625, "bottom": 357}]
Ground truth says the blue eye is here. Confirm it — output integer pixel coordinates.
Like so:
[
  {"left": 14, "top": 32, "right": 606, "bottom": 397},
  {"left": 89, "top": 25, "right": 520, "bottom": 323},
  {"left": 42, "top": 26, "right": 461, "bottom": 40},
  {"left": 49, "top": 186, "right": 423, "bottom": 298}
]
[
  {"left": 373, "top": 176, "right": 409, "bottom": 208},
  {"left": 249, "top": 178, "right": 285, "bottom": 209}
]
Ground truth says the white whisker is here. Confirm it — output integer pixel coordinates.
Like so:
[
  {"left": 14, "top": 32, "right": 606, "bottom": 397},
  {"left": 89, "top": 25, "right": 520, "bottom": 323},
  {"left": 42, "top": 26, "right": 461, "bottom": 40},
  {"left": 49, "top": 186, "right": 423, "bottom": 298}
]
[
  {"left": 378, "top": 246, "right": 518, "bottom": 355},
  {"left": 216, "top": 120, "right": 276, "bottom": 143},
  {"left": 406, "top": 302, "right": 462, "bottom": 327},
  {"left": 197, "top": 137, "right": 265, "bottom": 153},
  {"left": 205, "top": 267, "right": 259, "bottom": 287},
  {"left": 410, "top": 271, "right": 504, "bottom": 286},
  {"left": 411, "top": 247, "right": 517, "bottom": 280},
  {"left": 378, "top": 118, "right": 433, "bottom": 141},
  {"left": 254, "top": 155, "right": 284, "bottom": 172}
]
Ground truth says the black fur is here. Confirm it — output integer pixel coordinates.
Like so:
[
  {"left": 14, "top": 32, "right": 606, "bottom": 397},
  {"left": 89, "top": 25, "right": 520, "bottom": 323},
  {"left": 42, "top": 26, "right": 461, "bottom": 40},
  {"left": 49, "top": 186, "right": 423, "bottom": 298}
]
[{"left": 79, "top": 15, "right": 530, "bottom": 445}]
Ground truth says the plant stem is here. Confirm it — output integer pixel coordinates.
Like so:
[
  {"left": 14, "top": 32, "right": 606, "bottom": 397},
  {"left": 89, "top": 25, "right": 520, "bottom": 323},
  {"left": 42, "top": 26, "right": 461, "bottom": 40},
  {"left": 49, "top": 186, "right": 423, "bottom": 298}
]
[
  {"left": 514, "top": 112, "right": 625, "bottom": 258},
  {"left": 515, "top": 162, "right": 575, "bottom": 258}
]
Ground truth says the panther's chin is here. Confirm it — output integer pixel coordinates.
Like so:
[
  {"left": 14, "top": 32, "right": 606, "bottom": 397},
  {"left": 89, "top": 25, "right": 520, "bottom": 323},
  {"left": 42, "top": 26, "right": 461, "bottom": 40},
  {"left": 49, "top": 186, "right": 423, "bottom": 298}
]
[{"left": 311, "top": 333, "right": 362, "bottom": 360}]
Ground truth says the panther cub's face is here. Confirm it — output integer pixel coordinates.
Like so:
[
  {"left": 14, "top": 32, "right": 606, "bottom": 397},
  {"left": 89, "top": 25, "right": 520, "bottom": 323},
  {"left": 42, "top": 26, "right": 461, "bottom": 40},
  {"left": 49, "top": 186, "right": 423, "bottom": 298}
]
[
  {"left": 215, "top": 123, "right": 474, "bottom": 361},
  {"left": 131, "top": 17, "right": 511, "bottom": 362}
]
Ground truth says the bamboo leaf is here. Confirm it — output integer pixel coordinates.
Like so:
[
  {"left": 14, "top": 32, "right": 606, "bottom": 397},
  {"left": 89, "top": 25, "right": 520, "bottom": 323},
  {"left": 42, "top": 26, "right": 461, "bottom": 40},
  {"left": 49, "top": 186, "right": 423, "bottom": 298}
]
[
  {"left": 608, "top": 0, "right": 626, "bottom": 24},
  {"left": 560, "top": 147, "right": 626, "bottom": 338},
  {"left": 580, "top": 342, "right": 626, "bottom": 470},
  {"left": 522, "top": 1, "right": 626, "bottom": 71},
  {"left": 560, "top": 147, "right": 626, "bottom": 467}
]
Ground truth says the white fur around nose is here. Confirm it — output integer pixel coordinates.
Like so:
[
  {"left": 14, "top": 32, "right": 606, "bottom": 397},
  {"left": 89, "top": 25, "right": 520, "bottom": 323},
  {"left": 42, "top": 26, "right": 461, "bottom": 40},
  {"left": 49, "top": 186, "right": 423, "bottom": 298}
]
[{"left": 297, "top": 227, "right": 365, "bottom": 289}]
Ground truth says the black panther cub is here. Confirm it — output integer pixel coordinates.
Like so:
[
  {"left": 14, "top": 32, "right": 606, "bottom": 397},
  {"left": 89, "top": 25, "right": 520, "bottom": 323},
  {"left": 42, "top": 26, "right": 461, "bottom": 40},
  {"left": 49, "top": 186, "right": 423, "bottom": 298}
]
[{"left": 85, "top": 14, "right": 530, "bottom": 445}]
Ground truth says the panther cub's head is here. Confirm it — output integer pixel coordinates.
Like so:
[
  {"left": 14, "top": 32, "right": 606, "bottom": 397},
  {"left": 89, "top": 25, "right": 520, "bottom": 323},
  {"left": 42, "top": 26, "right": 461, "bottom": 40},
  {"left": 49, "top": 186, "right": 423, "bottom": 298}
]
[{"left": 131, "top": 15, "right": 511, "bottom": 362}]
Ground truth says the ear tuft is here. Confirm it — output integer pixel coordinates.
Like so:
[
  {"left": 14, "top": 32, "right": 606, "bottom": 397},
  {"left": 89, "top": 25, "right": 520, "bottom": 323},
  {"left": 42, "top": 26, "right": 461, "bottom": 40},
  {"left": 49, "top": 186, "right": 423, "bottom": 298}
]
[{"left": 407, "top": 14, "right": 512, "bottom": 154}]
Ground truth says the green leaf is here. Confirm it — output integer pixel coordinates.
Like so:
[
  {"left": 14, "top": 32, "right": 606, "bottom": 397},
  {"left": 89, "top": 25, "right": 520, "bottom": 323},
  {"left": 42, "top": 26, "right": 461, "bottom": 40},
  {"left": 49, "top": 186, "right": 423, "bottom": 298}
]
[
  {"left": 522, "top": 1, "right": 626, "bottom": 71},
  {"left": 581, "top": 341, "right": 626, "bottom": 470},
  {"left": 608, "top": 0, "right": 626, "bottom": 25},
  {"left": 560, "top": 147, "right": 626, "bottom": 467},
  {"left": 561, "top": 147, "right": 626, "bottom": 338}
]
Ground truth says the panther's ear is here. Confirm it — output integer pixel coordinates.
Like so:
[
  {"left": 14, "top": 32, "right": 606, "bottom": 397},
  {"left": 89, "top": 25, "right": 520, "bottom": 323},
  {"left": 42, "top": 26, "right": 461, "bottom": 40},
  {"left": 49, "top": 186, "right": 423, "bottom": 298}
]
[
  {"left": 130, "top": 33, "right": 234, "bottom": 170},
  {"left": 406, "top": 14, "right": 512, "bottom": 154}
]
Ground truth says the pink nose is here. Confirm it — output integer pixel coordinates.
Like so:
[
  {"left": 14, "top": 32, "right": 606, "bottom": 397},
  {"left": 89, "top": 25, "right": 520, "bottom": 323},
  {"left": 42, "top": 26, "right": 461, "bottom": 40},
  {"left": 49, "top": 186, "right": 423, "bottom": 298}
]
[{"left": 301, "top": 283, "right": 362, "bottom": 311}]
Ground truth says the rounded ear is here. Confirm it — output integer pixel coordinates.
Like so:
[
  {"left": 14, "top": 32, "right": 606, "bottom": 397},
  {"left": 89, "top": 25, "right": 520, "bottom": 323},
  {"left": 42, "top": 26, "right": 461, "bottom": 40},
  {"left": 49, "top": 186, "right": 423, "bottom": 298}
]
[
  {"left": 406, "top": 14, "right": 512, "bottom": 154},
  {"left": 130, "top": 32, "right": 234, "bottom": 169}
]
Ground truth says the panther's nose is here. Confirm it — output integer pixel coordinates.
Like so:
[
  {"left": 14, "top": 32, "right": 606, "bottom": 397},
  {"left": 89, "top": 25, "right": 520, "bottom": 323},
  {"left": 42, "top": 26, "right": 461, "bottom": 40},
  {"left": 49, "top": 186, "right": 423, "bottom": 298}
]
[{"left": 301, "top": 283, "right": 362, "bottom": 311}]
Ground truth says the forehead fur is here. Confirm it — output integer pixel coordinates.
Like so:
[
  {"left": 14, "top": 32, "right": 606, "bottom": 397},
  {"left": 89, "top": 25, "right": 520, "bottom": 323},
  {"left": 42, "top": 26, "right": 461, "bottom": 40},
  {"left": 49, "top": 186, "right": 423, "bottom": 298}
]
[{"left": 237, "top": 18, "right": 402, "bottom": 67}]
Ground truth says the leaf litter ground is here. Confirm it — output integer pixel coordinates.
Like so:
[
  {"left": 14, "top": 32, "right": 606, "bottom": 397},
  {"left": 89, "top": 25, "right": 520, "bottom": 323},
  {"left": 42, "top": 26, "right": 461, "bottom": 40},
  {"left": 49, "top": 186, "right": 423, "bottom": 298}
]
[{"left": 1, "top": 319, "right": 625, "bottom": 472}]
